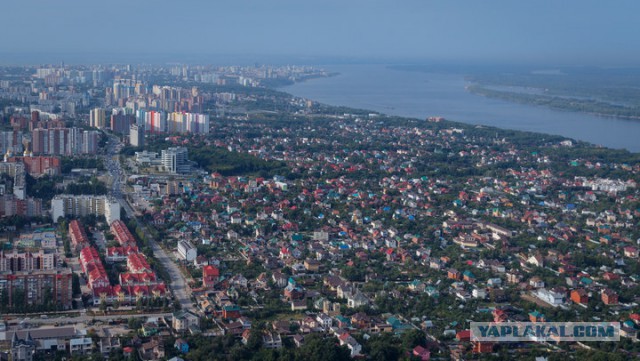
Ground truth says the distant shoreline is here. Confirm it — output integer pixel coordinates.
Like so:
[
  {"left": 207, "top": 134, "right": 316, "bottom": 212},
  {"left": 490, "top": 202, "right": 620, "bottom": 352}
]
[
  {"left": 466, "top": 84, "right": 640, "bottom": 121},
  {"left": 389, "top": 64, "right": 640, "bottom": 122},
  {"left": 278, "top": 64, "right": 640, "bottom": 153}
]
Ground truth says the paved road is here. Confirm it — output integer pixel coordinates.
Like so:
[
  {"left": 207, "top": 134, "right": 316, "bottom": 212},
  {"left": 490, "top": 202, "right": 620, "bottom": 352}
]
[
  {"left": 117, "top": 195, "right": 194, "bottom": 312},
  {"left": 22, "top": 312, "right": 173, "bottom": 326},
  {"left": 106, "top": 134, "right": 195, "bottom": 313}
]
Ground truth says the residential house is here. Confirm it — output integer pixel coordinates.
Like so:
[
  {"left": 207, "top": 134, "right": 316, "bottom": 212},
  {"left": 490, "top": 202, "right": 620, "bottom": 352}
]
[
  {"left": 98, "top": 335, "right": 121, "bottom": 357},
  {"left": 272, "top": 271, "right": 288, "bottom": 288},
  {"left": 338, "top": 332, "right": 362, "bottom": 357},
  {"left": 139, "top": 338, "right": 165, "bottom": 361},
  {"left": 534, "top": 288, "right": 565, "bottom": 307},
  {"left": 570, "top": 289, "right": 589, "bottom": 305},
  {"left": 529, "top": 277, "right": 545, "bottom": 289},
  {"left": 304, "top": 259, "right": 321, "bottom": 272},
  {"left": 262, "top": 332, "right": 282, "bottom": 349},
  {"left": 472, "top": 341, "right": 495, "bottom": 354},
  {"left": 173, "top": 310, "right": 200, "bottom": 332},
  {"left": 291, "top": 300, "right": 307, "bottom": 311},
  {"left": 316, "top": 313, "right": 333, "bottom": 330},
  {"left": 412, "top": 345, "right": 430, "bottom": 361},
  {"left": 347, "top": 291, "right": 369, "bottom": 308},
  {"left": 202, "top": 265, "right": 220, "bottom": 288},
  {"left": 351, "top": 313, "right": 371, "bottom": 330},
  {"left": 223, "top": 305, "right": 241, "bottom": 319},
  {"left": 447, "top": 269, "right": 461, "bottom": 280},
  {"left": 69, "top": 337, "right": 93, "bottom": 355},
  {"left": 174, "top": 339, "right": 189, "bottom": 354},
  {"left": 601, "top": 289, "right": 619, "bottom": 305},
  {"left": 293, "top": 334, "right": 304, "bottom": 348},
  {"left": 529, "top": 311, "right": 546, "bottom": 322}
]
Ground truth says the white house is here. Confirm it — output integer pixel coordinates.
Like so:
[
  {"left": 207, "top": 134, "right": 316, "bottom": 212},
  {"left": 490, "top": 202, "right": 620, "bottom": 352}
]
[
  {"left": 69, "top": 337, "right": 94, "bottom": 355},
  {"left": 338, "top": 332, "right": 362, "bottom": 357},
  {"left": 316, "top": 313, "right": 332, "bottom": 330},
  {"left": 472, "top": 288, "right": 487, "bottom": 299},
  {"left": 534, "top": 288, "right": 565, "bottom": 307},
  {"left": 177, "top": 240, "right": 197, "bottom": 262},
  {"left": 347, "top": 292, "right": 369, "bottom": 308}
]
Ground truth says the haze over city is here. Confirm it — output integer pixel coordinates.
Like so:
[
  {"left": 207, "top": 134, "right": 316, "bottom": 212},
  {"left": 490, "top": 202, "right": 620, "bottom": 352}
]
[{"left": 2, "top": 0, "right": 639, "bottom": 65}]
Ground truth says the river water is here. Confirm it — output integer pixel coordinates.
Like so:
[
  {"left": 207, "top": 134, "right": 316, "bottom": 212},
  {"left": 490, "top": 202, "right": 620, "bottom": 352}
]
[{"left": 283, "top": 64, "right": 640, "bottom": 153}]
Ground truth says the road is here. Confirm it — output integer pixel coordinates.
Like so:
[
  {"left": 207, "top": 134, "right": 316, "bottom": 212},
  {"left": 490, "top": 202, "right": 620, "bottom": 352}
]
[
  {"left": 21, "top": 312, "right": 173, "bottom": 326},
  {"left": 104, "top": 133, "right": 195, "bottom": 313}
]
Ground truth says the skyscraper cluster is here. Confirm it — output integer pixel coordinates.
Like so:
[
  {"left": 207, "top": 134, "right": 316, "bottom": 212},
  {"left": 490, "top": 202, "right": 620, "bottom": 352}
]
[
  {"left": 32, "top": 128, "right": 99, "bottom": 155},
  {"left": 136, "top": 110, "right": 209, "bottom": 135},
  {"left": 166, "top": 112, "right": 210, "bottom": 134}
]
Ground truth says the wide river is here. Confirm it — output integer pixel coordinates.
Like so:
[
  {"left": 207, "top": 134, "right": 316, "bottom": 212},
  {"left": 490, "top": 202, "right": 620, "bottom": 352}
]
[{"left": 283, "top": 64, "right": 640, "bottom": 153}]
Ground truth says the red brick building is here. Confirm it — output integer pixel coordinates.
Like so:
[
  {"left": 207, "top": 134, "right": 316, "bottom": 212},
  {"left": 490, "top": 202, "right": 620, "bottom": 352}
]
[
  {"left": 570, "top": 289, "right": 589, "bottom": 304},
  {"left": 472, "top": 341, "right": 495, "bottom": 354},
  {"left": 601, "top": 289, "right": 619, "bottom": 305},
  {"left": 202, "top": 265, "right": 220, "bottom": 288}
]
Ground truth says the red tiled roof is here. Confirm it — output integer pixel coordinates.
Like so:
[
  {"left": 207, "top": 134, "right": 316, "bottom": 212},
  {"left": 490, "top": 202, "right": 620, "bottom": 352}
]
[
  {"left": 127, "top": 253, "right": 151, "bottom": 273},
  {"left": 110, "top": 220, "right": 137, "bottom": 246},
  {"left": 203, "top": 265, "right": 220, "bottom": 277},
  {"left": 69, "top": 220, "right": 89, "bottom": 246}
]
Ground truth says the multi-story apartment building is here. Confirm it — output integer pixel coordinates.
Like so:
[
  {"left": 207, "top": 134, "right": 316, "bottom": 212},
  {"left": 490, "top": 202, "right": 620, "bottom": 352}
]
[
  {"left": 0, "top": 268, "right": 73, "bottom": 310},
  {"left": 110, "top": 109, "right": 135, "bottom": 134},
  {"left": 89, "top": 108, "right": 106, "bottom": 129},
  {"left": 51, "top": 195, "right": 120, "bottom": 224},
  {"left": 0, "top": 130, "right": 23, "bottom": 155},
  {"left": 0, "top": 249, "right": 57, "bottom": 272},
  {"left": 136, "top": 110, "right": 166, "bottom": 134},
  {"left": 129, "top": 124, "right": 144, "bottom": 147},
  {"left": 5, "top": 156, "right": 62, "bottom": 176},
  {"left": 166, "top": 112, "right": 209, "bottom": 134}
]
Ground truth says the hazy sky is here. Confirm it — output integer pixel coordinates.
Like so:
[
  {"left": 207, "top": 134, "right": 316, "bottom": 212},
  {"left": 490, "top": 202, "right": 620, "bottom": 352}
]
[{"left": 3, "top": 0, "right": 639, "bottom": 65}]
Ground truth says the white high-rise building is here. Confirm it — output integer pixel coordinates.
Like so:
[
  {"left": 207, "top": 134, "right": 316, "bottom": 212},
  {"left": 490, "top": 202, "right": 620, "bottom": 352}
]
[
  {"left": 129, "top": 124, "right": 144, "bottom": 147},
  {"left": 90, "top": 108, "right": 106, "bottom": 129}
]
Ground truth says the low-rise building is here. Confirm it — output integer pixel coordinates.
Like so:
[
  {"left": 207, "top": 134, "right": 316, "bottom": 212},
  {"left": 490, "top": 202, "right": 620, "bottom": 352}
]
[
  {"left": 177, "top": 240, "right": 197, "bottom": 262},
  {"left": 173, "top": 310, "right": 200, "bottom": 332}
]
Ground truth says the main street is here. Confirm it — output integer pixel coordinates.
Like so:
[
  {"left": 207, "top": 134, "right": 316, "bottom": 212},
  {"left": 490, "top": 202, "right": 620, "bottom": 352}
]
[{"left": 104, "top": 134, "right": 196, "bottom": 313}]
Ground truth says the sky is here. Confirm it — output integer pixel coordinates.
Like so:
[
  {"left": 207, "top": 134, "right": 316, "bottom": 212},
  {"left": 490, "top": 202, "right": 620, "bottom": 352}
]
[{"left": 2, "top": 0, "right": 639, "bottom": 66}]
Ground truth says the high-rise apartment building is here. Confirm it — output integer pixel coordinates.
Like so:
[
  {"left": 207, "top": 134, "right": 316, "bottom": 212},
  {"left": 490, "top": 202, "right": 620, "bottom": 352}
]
[
  {"left": 166, "top": 112, "right": 209, "bottom": 134},
  {"left": 81, "top": 130, "right": 98, "bottom": 154},
  {"left": 31, "top": 128, "right": 96, "bottom": 156},
  {"left": 89, "top": 108, "right": 106, "bottom": 129},
  {"left": 0, "top": 269, "right": 73, "bottom": 310},
  {"left": 0, "top": 131, "right": 24, "bottom": 155},
  {"left": 129, "top": 124, "right": 144, "bottom": 147},
  {"left": 110, "top": 110, "right": 135, "bottom": 134},
  {"left": 136, "top": 110, "right": 166, "bottom": 134}
]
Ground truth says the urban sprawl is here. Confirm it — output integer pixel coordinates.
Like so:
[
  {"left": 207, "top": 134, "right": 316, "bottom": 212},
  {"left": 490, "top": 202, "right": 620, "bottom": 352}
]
[{"left": 0, "top": 63, "right": 638, "bottom": 361}]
